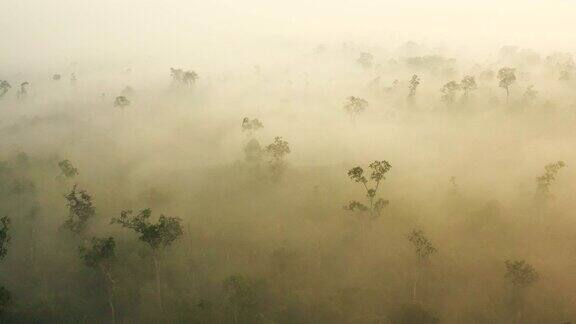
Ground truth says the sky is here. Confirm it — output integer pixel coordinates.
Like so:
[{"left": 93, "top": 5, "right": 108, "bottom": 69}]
[{"left": 1, "top": 0, "right": 576, "bottom": 68}]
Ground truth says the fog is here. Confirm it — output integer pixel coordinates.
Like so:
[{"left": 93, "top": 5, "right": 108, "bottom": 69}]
[{"left": 1, "top": 1, "right": 576, "bottom": 323}]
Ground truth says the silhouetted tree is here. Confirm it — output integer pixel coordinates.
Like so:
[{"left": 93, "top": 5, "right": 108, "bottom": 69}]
[
  {"left": 343, "top": 96, "right": 368, "bottom": 121},
  {"left": 505, "top": 260, "right": 538, "bottom": 321},
  {"left": 63, "top": 185, "right": 96, "bottom": 235},
  {"left": 0, "top": 217, "right": 11, "bottom": 315},
  {"left": 460, "top": 75, "right": 477, "bottom": 98},
  {"left": 536, "top": 161, "right": 566, "bottom": 201},
  {"left": 79, "top": 237, "right": 117, "bottom": 324},
  {"left": 58, "top": 159, "right": 79, "bottom": 179},
  {"left": 170, "top": 68, "right": 198, "bottom": 86},
  {"left": 522, "top": 85, "right": 538, "bottom": 106},
  {"left": 407, "top": 229, "right": 436, "bottom": 301},
  {"left": 222, "top": 275, "right": 262, "bottom": 324},
  {"left": 408, "top": 74, "right": 420, "bottom": 101},
  {"left": 114, "top": 96, "right": 130, "bottom": 108},
  {"left": 344, "top": 161, "right": 392, "bottom": 228},
  {"left": 440, "top": 81, "right": 460, "bottom": 105},
  {"left": 265, "top": 137, "right": 290, "bottom": 181},
  {"left": 16, "top": 82, "right": 29, "bottom": 100},
  {"left": 111, "top": 209, "right": 183, "bottom": 314},
  {"left": 0, "top": 81, "right": 10, "bottom": 98},
  {"left": 498, "top": 67, "right": 516, "bottom": 102}
]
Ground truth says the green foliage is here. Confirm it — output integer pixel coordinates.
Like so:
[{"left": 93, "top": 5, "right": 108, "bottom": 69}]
[
  {"left": 111, "top": 209, "right": 183, "bottom": 250},
  {"left": 63, "top": 185, "right": 96, "bottom": 235},
  {"left": 407, "top": 230, "right": 437, "bottom": 262},
  {"left": 505, "top": 260, "right": 539, "bottom": 287},
  {"left": 79, "top": 237, "right": 115, "bottom": 269},
  {"left": 344, "top": 160, "right": 392, "bottom": 220},
  {"left": 58, "top": 159, "right": 79, "bottom": 179}
]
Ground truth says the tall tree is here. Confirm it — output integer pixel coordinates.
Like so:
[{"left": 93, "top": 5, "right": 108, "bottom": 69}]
[
  {"left": 497, "top": 67, "right": 516, "bottom": 102},
  {"left": 79, "top": 237, "right": 117, "bottom": 324},
  {"left": 111, "top": 209, "right": 183, "bottom": 315},
  {"left": 407, "top": 229, "right": 436, "bottom": 301},
  {"left": 344, "top": 161, "right": 392, "bottom": 230}
]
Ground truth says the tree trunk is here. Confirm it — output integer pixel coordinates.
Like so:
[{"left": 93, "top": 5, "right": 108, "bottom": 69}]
[
  {"left": 412, "top": 267, "right": 420, "bottom": 301},
  {"left": 153, "top": 251, "right": 164, "bottom": 315},
  {"left": 100, "top": 265, "right": 116, "bottom": 324}
]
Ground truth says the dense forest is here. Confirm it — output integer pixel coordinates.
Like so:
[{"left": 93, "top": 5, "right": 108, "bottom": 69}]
[{"left": 1, "top": 38, "right": 576, "bottom": 323}]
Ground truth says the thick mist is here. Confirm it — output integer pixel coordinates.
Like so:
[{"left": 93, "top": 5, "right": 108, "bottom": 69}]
[{"left": 1, "top": 1, "right": 576, "bottom": 323}]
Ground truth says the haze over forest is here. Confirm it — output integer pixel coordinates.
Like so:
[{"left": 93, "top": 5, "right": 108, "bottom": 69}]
[{"left": 1, "top": 1, "right": 576, "bottom": 323}]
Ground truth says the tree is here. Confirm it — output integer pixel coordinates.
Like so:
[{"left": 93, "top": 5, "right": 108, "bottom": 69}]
[
  {"left": 265, "top": 137, "right": 290, "bottom": 181},
  {"left": 0, "top": 81, "right": 11, "bottom": 98},
  {"left": 58, "top": 159, "right": 79, "bottom": 179},
  {"left": 170, "top": 68, "right": 198, "bottom": 87},
  {"left": 356, "top": 52, "right": 374, "bottom": 69},
  {"left": 440, "top": 81, "right": 460, "bottom": 105},
  {"left": 79, "top": 237, "right": 117, "bottom": 324},
  {"left": 344, "top": 161, "right": 392, "bottom": 228},
  {"left": 497, "top": 67, "right": 516, "bottom": 102},
  {"left": 16, "top": 82, "right": 29, "bottom": 100},
  {"left": 504, "top": 260, "right": 538, "bottom": 321},
  {"left": 460, "top": 75, "right": 477, "bottom": 98},
  {"left": 536, "top": 161, "right": 566, "bottom": 201},
  {"left": 114, "top": 96, "right": 130, "bottom": 108},
  {"left": 408, "top": 74, "right": 420, "bottom": 101},
  {"left": 0, "top": 217, "right": 10, "bottom": 261},
  {"left": 222, "top": 275, "right": 261, "bottom": 324},
  {"left": 111, "top": 209, "right": 183, "bottom": 314},
  {"left": 522, "top": 85, "right": 538, "bottom": 106},
  {"left": 407, "top": 229, "right": 437, "bottom": 301},
  {"left": 0, "top": 217, "right": 11, "bottom": 315},
  {"left": 241, "top": 117, "right": 264, "bottom": 134},
  {"left": 343, "top": 96, "right": 368, "bottom": 120},
  {"left": 63, "top": 185, "right": 96, "bottom": 235}
]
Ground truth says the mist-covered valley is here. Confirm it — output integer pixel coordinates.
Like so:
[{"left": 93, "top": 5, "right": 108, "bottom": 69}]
[{"left": 2, "top": 2, "right": 576, "bottom": 323}]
